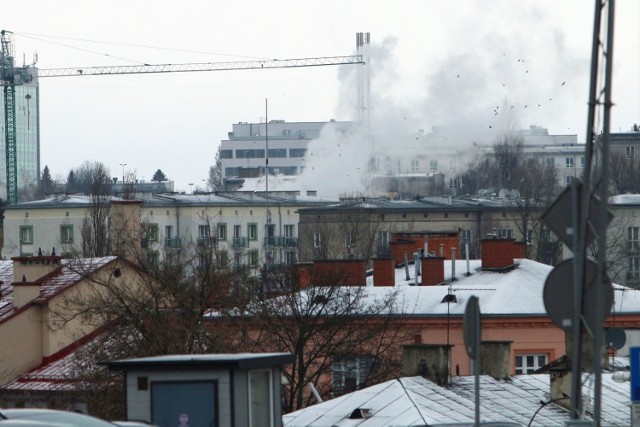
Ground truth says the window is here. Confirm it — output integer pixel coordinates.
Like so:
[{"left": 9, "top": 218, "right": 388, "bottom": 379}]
[
  {"left": 198, "top": 224, "right": 210, "bottom": 239},
  {"left": 629, "top": 257, "right": 640, "bottom": 280},
  {"left": 217, "top": 251, "right": 228, "bottom": 267},
  {"left": 565, "top": 157, "right": 574, "bottom": 168},
  {"left": 283, "top": 224, "right": 296, "bottom": 246},
  {"left": 148, "top": 251, "right": 159, "bottom": 267},
  {"left": 580, "top": 156, "right": 585, "bottom": 168},
  {"left": 627, "top": 146, "right": 635, "bottom": 159},
  {"left": 146, "top": 224, "right": 159, "bottom": 242},
  {"left": 267, "top": 148, "right": 287, "bottom": 158},
  {"left": 461, "top": 229, "right": 472, "bottom": 243},
  {"left": 19, "top": 226, "right": 33, "bottom": 244},
  {"left": 60, "top": 225, "right": 73, "bottom": 244},
  {"left": 249, "top": 250, "right": 260, "bottom": 267},
  {"left": 411, "top": 159, "right": 419, "bottom": 172},
  {"left": 248, "top": 223, "right": 258, "bottom": 241},
  {"left": 285, "top": 251, "right": 296, "bottom": 264},
  {"left": 332, "top": 356, "right": 375, "bottom": 396},
  {"left": 249, "top": 370, "right": 273, "bottom": 427},
  {"left": 218, "top": 223, "right": 227, "bottom": 241},
  {"left": 515, "top": 353, "right": 548, "bottom": 374},
  {"left": 345, "top": 234, "right": 356, "bottom": 248},
  {"left": 219, "top": 149, "right": 233, "bottom": 159},
  {"left": 429, "top": 159, "right": 438, "bottom": 172},
  {"left": 165, "top": 225, "right": 173, "bottom": 239},
  {"left": 499, "top": 229, "right": 513, "bottom": 239},
  {"left": 565, "top": 176, "right": 573, "bottom": 186},
  {"left": 236, "top": 149, "right": 266, "bottom": 159},
  {"left": 234, "top": 225, "right": 241, "bottom": 239},
  {"left": 545, "top": 157, "right": 555, "bottom": 167},
  {"left": 629, "top": 227, "right": 639, "bottom": 250},
  {"left": 225, "top": 167, "right": 239, "bottom": 177},
  {"left": 378, "top": 230, "right": 390, "bottom": 246},
  {"left": 289, "top": 148, "right": 307, "bottom": 158},
  {"left": 313, "top": 232, "right": 322, "bottom": 248}
]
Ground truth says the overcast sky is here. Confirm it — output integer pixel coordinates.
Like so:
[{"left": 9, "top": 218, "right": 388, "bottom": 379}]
[{"left": 4, "top": 0, "right": 639, "bottom": 192}]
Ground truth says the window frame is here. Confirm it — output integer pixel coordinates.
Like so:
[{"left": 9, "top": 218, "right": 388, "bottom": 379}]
[
  {"left": 60, "top": 224, "right": 74, "bottom": 244},
  {"left": 514, "top": 353, "right": 548, "bottom": 374},
  {"left": 19, "top": 225, "right": 33, "bottom": 245},
  {"left": 217, "top": 223, "right": 227, "bottom": 241},
  {"left": 248, "top": 223, "right": 258, "bottom": 241}
]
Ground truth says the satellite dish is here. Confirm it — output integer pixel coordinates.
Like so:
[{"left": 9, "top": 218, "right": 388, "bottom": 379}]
[{"left": 606, "top": 327, "right": 627, "bottom": 350}]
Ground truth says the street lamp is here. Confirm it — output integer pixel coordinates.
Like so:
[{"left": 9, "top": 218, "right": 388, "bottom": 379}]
[{"left": 119, "top": 163, "right": 127, "bottom": 185}]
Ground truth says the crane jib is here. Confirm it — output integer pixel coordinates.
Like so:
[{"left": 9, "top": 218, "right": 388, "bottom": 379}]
[{"left": 37, "top": 56, "right": 365, "bottom": 78}]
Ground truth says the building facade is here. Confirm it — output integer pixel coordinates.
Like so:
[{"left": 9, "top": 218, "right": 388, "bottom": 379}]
[
  {"left": 296, "top": 195, "right": 559, "bottom": 265},
  {"left": 2, "top": 191, "right": 335, "bottom": 270},
  {"left": 219, "top": 120, "right": 353, "bottom": 180},
  {"left": 0, "top": 66, "right": 40, "bottom": 201}
]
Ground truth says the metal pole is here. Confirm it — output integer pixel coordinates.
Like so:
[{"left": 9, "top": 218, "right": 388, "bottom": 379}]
[{"left": 593, "top": 1, "right": 615, "bottom": 423}]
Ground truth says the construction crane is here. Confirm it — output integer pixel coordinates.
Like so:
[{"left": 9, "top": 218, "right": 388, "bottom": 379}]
[{"left": 0, "top": 30, "right": 363, "bottom": 205}]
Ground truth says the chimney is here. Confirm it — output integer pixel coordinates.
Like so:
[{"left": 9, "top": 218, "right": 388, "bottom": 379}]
[
  {"left": 402, "top": 344, "right": 451, "bottom": 385},
  {"left": 480, "top": 238, "right": 515, "bottom": 271},
  {"left": 549, "top": 365, "right": 572, "bottom": 410},
  {"left": 421, "top": 256, "right": 445, "bottom": 286},
  {"left": 12, "top": 255, "right": 63, "bottom": 309},
  {"left": 513, "top": 241, "right": 527, "bottom": 259},
  {"left": 373, "top": 257, "right": 395, "bottom": 287},
  {"left": 292, "top": 262, "right": 314, "bottom": 289},
  {"left": 110, "top": 199, "right": 143, "bottom": 260},
  {"left": 480, "top": 341, "right": 511, "bottom": 380},
  {"left": 564, "top": 330, "right": 609, "bottom": 373},
  {"left": 390, "top": 240, "right": 414, "bottom": 266},
  {"left": 313, "top": 259, "right": 366, "bottom": 286}
]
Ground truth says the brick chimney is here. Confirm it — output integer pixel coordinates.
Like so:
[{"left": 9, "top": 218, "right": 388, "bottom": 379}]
[
  {"left": 373, "top": 257, "right": 395, "bottom": 287},
  {"left": 402, "top": 344, "right": 452, "bottom": 385},
  {"left": 292, "top": 262, "right": 314, "bottom": 289},
  {"left": 12, "top": 255, "right": 63, "bottom": 309},
  {"left": 313, "top": 259, "right": 366, "bottom": 286},
  {"left": 480, "top": 238, "right": 515, "bottom": 271},
  {"left": 421, "top": 256, "right": 445, "bottom": 286},
  {"left": 480, "top": 341, "right": 511, "bottom": 380},
  {"left": 513, "top": 241, "right": 527, "bottom": 259},
  {"left": 389, "top": 239, "right": 414, "bottom": 266}
]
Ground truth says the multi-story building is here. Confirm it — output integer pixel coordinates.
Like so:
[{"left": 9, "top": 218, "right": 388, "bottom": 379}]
[
  {"left": 2, "top": 191, "right": 335, "bottom": 269},
  {"left": 219, "top": 120, "right": 354, "bottom": 180},
  {"left": 0, "top": 66, "right": 40, "bottom": 201},
  {"left": 296, "top": 195, "right": 559, "bottom": 265}
]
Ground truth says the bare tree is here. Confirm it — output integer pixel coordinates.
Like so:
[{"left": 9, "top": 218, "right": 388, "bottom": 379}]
[
  {"left": 78, "top": 162, "right": 112, "bottom": 257},
  {"left": 227, "top": 267, "right": 413, "bottom": 412}
]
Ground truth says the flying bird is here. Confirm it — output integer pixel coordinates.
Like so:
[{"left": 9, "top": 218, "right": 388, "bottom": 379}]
[{"left": 561, "top": 81, "right": 566, "bottom": 86}]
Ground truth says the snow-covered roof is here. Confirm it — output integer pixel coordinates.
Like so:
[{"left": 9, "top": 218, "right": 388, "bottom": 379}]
[
  {"left": 609, "top": 194, "right": 640, "bottom": 205},
  {"left": 366, "top": 258, "right": 640, "bottom": 317},
  {"left": 283, "top": 374, "right": 630, "bottom": 426},
  {"left": 0, "top": 256, "right": 118, "bottom": 323}
]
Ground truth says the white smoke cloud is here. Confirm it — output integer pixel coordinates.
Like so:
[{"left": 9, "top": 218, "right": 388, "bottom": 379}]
[{"left": 290, "top": 3, "right": 591, "bottom": 199}]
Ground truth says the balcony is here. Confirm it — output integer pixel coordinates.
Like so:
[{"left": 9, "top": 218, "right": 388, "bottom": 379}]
[
  {"left": 232, "top": 237, "right": 249, "bottom": 248},
  {"left": 164, "top": 237, "right": 182, "bottom": 249},
  {"left": 197, "top": 236, "right": 218, "bottom": 247},
  {"left": 263, "top": 236, "right": 298, "bottom": 247}
]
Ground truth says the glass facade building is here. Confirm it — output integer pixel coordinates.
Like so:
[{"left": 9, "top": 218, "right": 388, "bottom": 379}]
[{"left": 0, "top": 67, "right": 39, "bottom": 201}]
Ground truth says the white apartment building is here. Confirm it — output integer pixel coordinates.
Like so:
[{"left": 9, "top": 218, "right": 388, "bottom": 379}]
[
  {"left": 2, "top": 191, "right": 335, "bottom": 269},
  {"left": 219, "top": 120, "right": 354, "bottom": 180}
]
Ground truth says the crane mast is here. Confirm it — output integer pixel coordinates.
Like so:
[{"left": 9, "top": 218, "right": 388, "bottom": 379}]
[{"left": 0, "top": 32, "right": 363, "bottom": 205}]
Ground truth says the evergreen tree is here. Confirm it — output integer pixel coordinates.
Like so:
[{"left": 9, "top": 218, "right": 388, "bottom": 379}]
[
  {"left": 151, "top": 169, "right": 167, "bottom": 182},
  {"left": 66, "top": 170, "right": 78, "bottom": 193},
  {"left": 208, "top": 149, "right": 223, "bottom": 191},
  {"left": 40, "top": 165, "right": 54, "bottom": 196}
]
